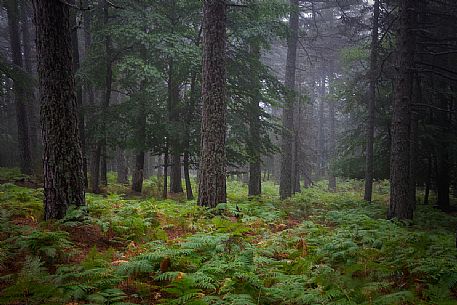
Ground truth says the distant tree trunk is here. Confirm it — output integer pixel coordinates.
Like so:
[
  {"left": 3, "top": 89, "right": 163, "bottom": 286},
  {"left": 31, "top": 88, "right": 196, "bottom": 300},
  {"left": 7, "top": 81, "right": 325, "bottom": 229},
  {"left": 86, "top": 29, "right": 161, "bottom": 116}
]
[
  {"left": 388, "top": 0, "right": 416, "bottom": 220},
  {"left": 32, "top": 0, "right": 85, "bottom": 219},
  {"left": 6, "top": 0, "right": 32, "bottom": 175},
  {"left": 132, "top": 151, "right": 145, "bottom": 193},
  {"left": 436, "top": 149, "right": 450, "bottom": 211},
  {"left": 424, "top": 154, "right": 432, "bottom": 205},
  {"left": 20, "top": 3, "right": 40, "bottom": 163},
  {"left": 292, "top": 100, "right": 302, "bottom": 194},
  {"left": 248, "top": 44, "right": 262, "bottom": 196},
  {"left": 70, "top": 5, "right": 87, "bottom": 188},
  {"left": 364, "top": 0, "right": 379, "bottom": 201},
  {"left": 116, "top": 149, "right": 128, "bottom": 184},
  {"left": 99, "top": 0, "right": 112, "bottom": 187},
  {"left": 198, "top": 0, "right": 227, "bottom": 207},
  {"left": 100, "top": 146, "right": 108, "bottom": 186},
  {"left": 132, "top": 96, "right": 147, "bottom": 193},
  {"left": 163, "top": 148, "right": 169, "bottom": 199},
  {"left": 183, "top": 150, "right": 194, "bottom": 200},
  {"left": 183, "top": 71, "right": 198, "bottom": 201},
  {"left": 318, "top": 76, "right": 326, "bottom": 178},
  {"left": 90, "top": 145, "right": 101, "bottom": 193},
  {"left": 279, "top": 0, "right": 299, "bottom": 200},
  {"left": 328, "top": 92, "right": 336, "bottom": 192}
]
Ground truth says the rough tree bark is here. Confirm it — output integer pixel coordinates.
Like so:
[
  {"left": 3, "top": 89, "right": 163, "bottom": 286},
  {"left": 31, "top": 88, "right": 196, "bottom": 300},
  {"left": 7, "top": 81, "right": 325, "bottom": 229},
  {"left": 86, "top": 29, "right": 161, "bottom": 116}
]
[
  {"left": 32, "top": 0, "right": 85, "bottom": 219},
  {"left": 279, "top": 0, "right": 299, "bottom": 200},
  {"left": 388, "top": 0, "right": 416, "bottom": 220},
  {"left": 364, "top": 0, "right": 379, "bottom": 201},
  {"left": 6, "top": 0, "right": 32, "bottom": 175},
  {"left": 198, "top": 0, "right": 227, "bottom": 207}
]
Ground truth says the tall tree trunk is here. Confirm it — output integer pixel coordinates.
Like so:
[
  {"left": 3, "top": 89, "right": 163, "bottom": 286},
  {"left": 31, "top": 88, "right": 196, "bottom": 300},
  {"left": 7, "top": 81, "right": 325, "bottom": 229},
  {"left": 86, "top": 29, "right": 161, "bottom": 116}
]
[
  {"left": 20, "top": 3, "right": 40, "bottom": 164},
  {"left": 328, "top": 87, "right": 337, "bottom": 192},
  {"left": 364, "top": 0, "right": 379, "bottom": 201},
  {"left": 318, "top": 76, "right": 326, "bottom": 178},
  {"left": 70, "top": 4, "right": 87, "bottom": 187},
  {"left": 436, "top": 149, "right": 450, "bottom": 211},
  {"left": 198, "top": 0, "right": 227, "bottom": 207},
  {"left": 6, "top": 0, "right": 32, "bottom": 175},
  {"left": 99, "top": 0, "right": 112, "bottom": 187},
  {"left": 279, "top": 0, "right": 299, "bottom": 200},
  {"left": 32, "top": 0, "right": 85, "bottom": 219},
  {"left": 116, "top": 149, "right": 128, "bottom": 184},
  {"left": 248, "top": 44, "right": 262, "bottom": 196},
  {"left": 388, "top": 0, "right": 416, "bottom": 220}
]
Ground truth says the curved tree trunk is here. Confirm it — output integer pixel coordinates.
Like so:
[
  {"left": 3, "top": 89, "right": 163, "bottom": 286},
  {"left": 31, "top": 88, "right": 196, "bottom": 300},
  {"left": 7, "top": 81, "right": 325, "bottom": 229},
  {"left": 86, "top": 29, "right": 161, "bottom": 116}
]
[{"left": 32, "top": 0, "right": 85, "bottom": 219}]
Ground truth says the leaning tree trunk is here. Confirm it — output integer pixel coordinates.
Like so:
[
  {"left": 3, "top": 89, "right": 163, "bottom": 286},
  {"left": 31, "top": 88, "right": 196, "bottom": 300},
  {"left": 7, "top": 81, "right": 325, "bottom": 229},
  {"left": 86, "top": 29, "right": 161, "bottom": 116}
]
[
  {"left": 279, "top": 0, "right": 299, "bottom": 200},
  {"left": 387, "top": 0, "right": 416, "bottom": 220},
  {"left": 198, "top": 0, "right": 227, "bottom": 208},
  {"left": 6, "top": 0, "right": 32, "bottom": 175},
  {"left": 364, "top": 0, "right": 379, "bottom": 202},
  {"left": 32, "top": 0, "right": 85, "bottom": 220}
]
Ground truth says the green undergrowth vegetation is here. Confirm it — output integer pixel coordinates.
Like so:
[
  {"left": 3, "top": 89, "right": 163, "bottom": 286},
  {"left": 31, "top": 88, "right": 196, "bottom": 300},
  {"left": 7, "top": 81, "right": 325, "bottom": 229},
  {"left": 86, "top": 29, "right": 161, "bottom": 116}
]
[{"left": 0, "top": 168, "right": 456, "bottom": 304}]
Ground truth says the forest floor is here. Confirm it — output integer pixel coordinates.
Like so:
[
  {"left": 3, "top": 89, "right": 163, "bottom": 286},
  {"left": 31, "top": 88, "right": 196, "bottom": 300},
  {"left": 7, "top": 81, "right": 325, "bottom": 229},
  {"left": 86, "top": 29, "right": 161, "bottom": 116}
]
[{"left": 0, "top": 168, "right": 456, "bottom": 305}]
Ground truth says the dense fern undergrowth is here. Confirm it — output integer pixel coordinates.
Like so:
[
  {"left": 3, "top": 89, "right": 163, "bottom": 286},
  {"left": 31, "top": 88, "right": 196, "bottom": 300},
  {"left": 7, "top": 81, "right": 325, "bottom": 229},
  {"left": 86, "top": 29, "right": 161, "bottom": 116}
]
[{"left": 0, "top": 168, "right": 456, "bottom": 305}]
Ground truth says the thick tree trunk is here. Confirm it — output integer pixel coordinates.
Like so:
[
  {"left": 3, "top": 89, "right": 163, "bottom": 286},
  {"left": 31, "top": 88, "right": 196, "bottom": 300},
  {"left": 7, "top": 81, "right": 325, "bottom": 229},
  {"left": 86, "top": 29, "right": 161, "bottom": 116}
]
[
  {"left": 198, "top": 0, "right": 227, "bottom": 207},
  {"left": 32, "top": 0, "right": 85, "bottom": 219},
  {"left": 424, "top": 154, "right": 432, "bottom": 205},
  {"left": 116, "top": 149, "right": 128, "bottom": 184},
  {"left": 388, "top": 0, "right": 416, "bottom": 220},
  {"left": 279, "top": 0, "right": 299, "bottom": 200},
  {"left": 100, "top": 146, "right": 108, "bottom": 186},
  {"left": 6, "top": 0, "right": 32, "bottom": 175},
  {"left": 364, "top": 0, "right": 379, "bottom": 201}
]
